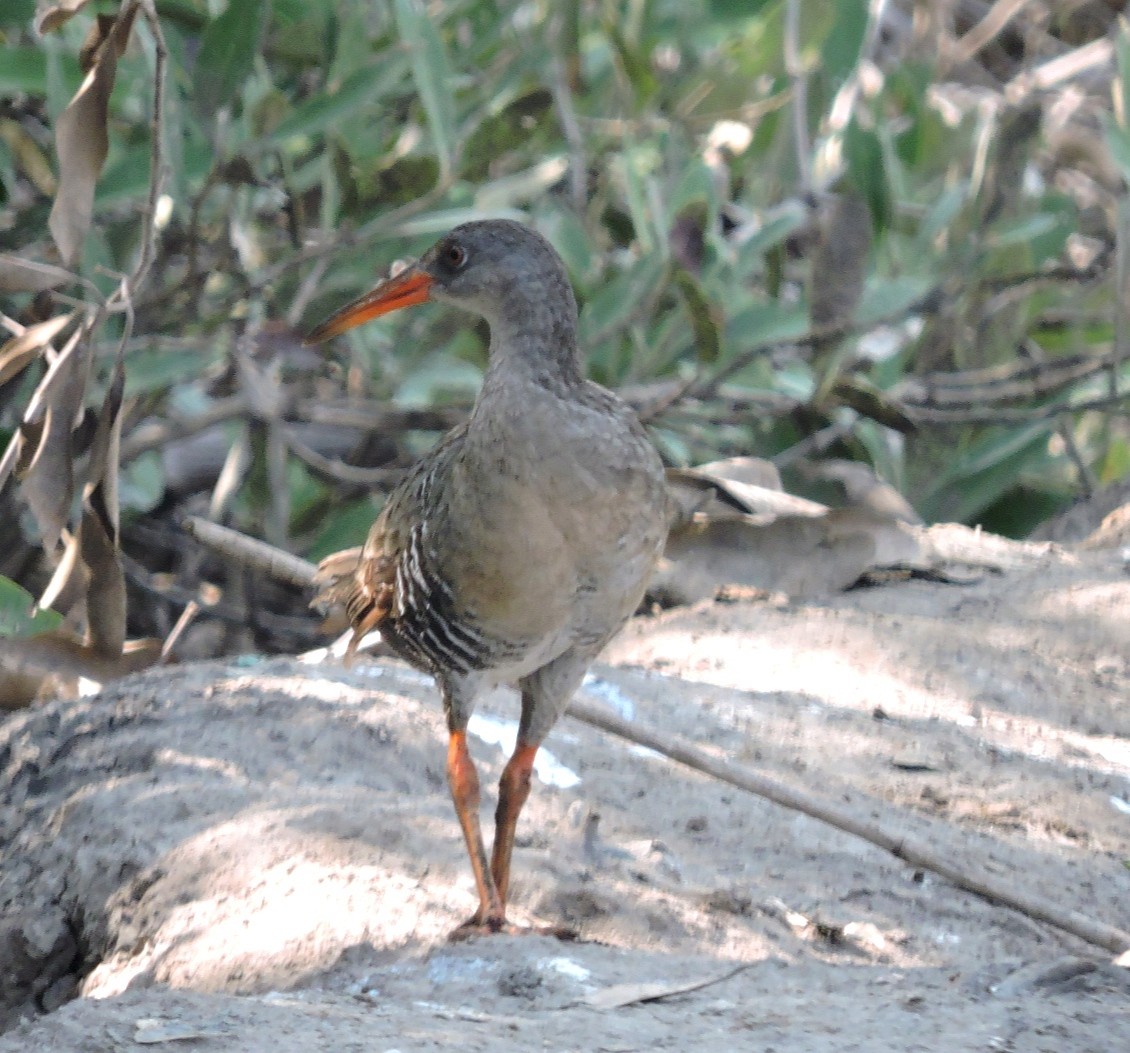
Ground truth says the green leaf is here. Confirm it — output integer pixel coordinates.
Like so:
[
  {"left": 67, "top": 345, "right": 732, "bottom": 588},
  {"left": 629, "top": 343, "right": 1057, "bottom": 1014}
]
[
  {"left": 194, "top": 0, "right": 270, "bottom": 119},
  {"left": 984, "top": 213, "right": 1060, "bottom": 250},
  {"left": 673, "top": 267, "right": 722, "bottom": 363},
  {"left": 306, "top": 499, "right": 379, "bottom": 562},
  {"left": 823, "top": 0, "right": 868, "bottom": 85},
  {"left": 735, "top": 204, "right": 808, "bottom": 272},
  {"left": 124, "top": 344, "right": 222, "bottom": 398},
  {"left": 1101, "top": 112, "right": 1130, "bottom": 185},
  {"left": 1115, "top": 18, "right": 1130, "bottom": 131},
  {"left": 670, "top": 157, "right": 718, "bottom": 222},
  {"left": 264, "top": 61, "right": 406, "bottom": 147},
  {"left": 844, "top": 120, "right": 891, "bottom": 234},
  {"left": 707, "top": 0, "right": 777, "bottom": 21},
  {"left": 0, "top": 576, "right": 62, "bottom": 638},
  {"left": 856, "top": 275, "right": 933, "bottom": 325},
  {"left": 725, "top": 300, "right": 808, "bottom": 350},
  {"left": 543, "top": 209, "right": 594, "bottom": 282},
  {"left": 120, "top": 451, "right": 165, "bottom": 514},
  {"left": 0, "top": 47, "right": 48, "bottom": 95},
  {"left": 394, "top": 0, "right": 457, "bottom": 180},
  {"left": 918, "top": 184, "right": 967, "bottom": 245},
  {"left": 921, "top": 422, "right": 1055, "bottom": 524},
  {"left": 1099, "top": 437, "right": 1130, "bottom": 485},
  {"left": 98, "top": 141, "right": 212, "bottom": 207}
]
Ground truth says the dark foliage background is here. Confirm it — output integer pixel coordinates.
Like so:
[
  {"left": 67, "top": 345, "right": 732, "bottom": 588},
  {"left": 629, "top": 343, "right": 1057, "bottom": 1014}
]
[{"left": 1, "top": 0, "right": 1128, "bottom": 672}]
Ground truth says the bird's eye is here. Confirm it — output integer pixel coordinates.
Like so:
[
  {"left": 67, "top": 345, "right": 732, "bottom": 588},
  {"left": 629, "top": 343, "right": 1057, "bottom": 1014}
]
[{"left": 444, "top": 243, "right": 467, "bottom": 269}]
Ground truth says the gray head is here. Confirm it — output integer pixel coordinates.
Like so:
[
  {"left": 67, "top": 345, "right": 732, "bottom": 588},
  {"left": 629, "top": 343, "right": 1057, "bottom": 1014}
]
[{"left": 306, "top": 219, "right": 581, "bottom": 382}]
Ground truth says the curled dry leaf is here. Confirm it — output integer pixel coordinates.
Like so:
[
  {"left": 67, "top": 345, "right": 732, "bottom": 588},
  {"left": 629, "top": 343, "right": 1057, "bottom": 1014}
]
[
  {"left": 0, "top": 312, "right": 75, "bottom": 387},
  {"left": 656, "top": 457, "right": 931, "bottom": 605},
  {"left": 48, "top": 1, "right": 139, "bottom": 264},
  {"left": 666, "top": 457, "right": 825, "bottom": 530},
  {"left": 11, "top": 323, "right": 92, "bottom": 549},
  {"left": 35, "top": 0, "right": 94, "bottom": 34},
  {"left": 78, "top": 361, "right": 126, "bottom": 658},
  {"left": 654, "top": 513, "right": 879, "bottom": 605}
]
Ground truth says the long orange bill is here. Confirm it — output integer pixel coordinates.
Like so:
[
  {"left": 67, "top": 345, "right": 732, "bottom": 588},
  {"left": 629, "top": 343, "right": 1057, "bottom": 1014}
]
[{"left": 304, "top": 265, "right": 433, "bottom": 344}]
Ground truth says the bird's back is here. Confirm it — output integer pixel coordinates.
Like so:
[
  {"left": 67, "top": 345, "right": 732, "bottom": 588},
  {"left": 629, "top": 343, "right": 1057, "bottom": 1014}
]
[{"left": 317, "top": 375, "right": 666, "bottom": 681}]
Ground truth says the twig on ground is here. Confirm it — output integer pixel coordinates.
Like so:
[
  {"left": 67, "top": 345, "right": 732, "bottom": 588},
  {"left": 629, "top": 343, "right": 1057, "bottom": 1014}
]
[{"left": 565, "top": 697, "right": 1130, "bottom": 957}]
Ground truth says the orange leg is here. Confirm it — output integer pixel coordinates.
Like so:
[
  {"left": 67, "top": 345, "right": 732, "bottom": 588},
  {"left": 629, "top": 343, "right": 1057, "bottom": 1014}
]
[
  {"left": 446, "top": 731, "right": 504, "bottom": 931},
  {"left": 490, "top": 742, "right": 539, "bottom": 906}
]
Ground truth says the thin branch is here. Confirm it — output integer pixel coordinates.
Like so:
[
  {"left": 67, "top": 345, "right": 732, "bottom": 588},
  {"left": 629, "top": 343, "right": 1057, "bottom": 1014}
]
[
  {"left": 120, "top": 395, "right": 250, "bottom": 463},
  {"left": 284, "top": 430, "right": 405, "bottom": 488},
  {"left": 565, "top": 696, "right": 1130, "bottom": 957},
  {"left": 950, "top": 0, "right": 1030, "bottom": 65},
  {"left": 783, "top": 0, "right": 810, "bottom": 187},
  {"left": 906, "top": 390, "right": 1130, "bottom": 426},
  {"left": 127, "top": 0, "right": 167, "bottom": 297}
]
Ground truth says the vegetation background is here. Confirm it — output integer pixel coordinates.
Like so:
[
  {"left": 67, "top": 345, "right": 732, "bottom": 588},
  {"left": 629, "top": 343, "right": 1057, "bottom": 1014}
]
[{"left": 0, "top": 0, "right": 1128, "bottom": 684}]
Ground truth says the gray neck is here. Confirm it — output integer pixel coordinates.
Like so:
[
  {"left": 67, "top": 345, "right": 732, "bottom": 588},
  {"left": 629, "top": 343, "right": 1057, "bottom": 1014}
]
[{"left": 479, "top": 278, "right": 584, "bottom": 396}]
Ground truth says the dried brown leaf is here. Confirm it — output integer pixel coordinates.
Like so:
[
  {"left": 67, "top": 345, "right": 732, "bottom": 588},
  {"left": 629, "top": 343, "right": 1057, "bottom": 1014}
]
[
  {"left": 18, "top": 324, "right": 92, "bottom": 549},
  {"left": 666, "top": 460, "right": 826, "bottom": 530},
  {"left": 79, "top": 362, "right": 125, "bottom": 657},
  {"left": 798, "top": 459, "right": 922, "bottom": 524},
  {"left": 0, "top": 253, "right": 74, "bottom": 294},
  {"left": 34, "top": 0, "right": 93, "bottom": 35},
  {"left": 0, "top": 313, "right": 75, "bottom": 387},
  {"left": 37, "top": 527, "right": 83, "bottom": 615},
  {"left": 48, "top": 2, "right": 139, "bottom": 264},
  {"left": 0, "top": 629, "right": 161, "bottom": 709},
  {"left": 0, "top": 118, "right": 57, "bottom": 196},
  {"left": 655, "top": 514, "right": 877, "bottom": 605},
  {"left": 78, "top": 498, "right": 125, "bottom": 657}
]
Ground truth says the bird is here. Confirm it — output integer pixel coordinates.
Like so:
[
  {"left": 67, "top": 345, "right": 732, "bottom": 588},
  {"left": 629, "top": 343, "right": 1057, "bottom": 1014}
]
[{"left": 305, "top": 219, "right": 668, "bottom": 937}]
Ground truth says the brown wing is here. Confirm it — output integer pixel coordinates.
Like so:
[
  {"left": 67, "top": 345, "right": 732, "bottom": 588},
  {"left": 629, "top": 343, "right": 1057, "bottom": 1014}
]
[
  {"left": 312, "top": 538, "right": 396, "bottom": 659},
  {"left": 311, "top": 423, "right": 469, "bottom": 665}
]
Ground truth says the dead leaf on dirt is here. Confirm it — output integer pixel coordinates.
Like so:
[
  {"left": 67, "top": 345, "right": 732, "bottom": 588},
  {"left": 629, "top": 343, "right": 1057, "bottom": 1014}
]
[
  {"left": 48, "top": 1, "right": 139, "bottom": 264},
  {"left": 0, "top": 630, "right": 161, "bottom": 709},
  {"left": 796, "top": 459, "right": 922, "bottom": 524},
  {"left": 0, "top": 312, "right": 75, "bottom": 386},
  {"left": 34, "top": 0, "right": 93, "bottom": 34},
  {"left": 666, "top": 458, "right": 825, "bottom": 529},
  {"left": 581, "top": 963, "right": 750, "bottom": 1010},
  {"left": 655, "top": 513, "right": 879, "bottom": 604},
  {"left": 0, "top": 252, "right": 74, "bottom": 293},
  {"left": 658, "top": 454, "right": 943, "bottom": 604}
]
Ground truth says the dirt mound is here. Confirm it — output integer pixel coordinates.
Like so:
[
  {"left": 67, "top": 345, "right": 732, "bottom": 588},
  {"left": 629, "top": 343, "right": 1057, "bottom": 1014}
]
[{"left": 1, "top": 540, "right": 1128, "bottom": 1050}]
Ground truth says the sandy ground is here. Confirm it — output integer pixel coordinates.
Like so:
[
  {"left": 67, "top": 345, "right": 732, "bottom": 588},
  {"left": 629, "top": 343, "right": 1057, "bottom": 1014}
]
[{"left": 0, "top": 535, "right": 1128, "bottom": 1051}]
